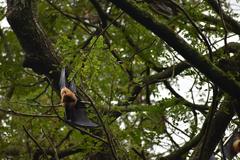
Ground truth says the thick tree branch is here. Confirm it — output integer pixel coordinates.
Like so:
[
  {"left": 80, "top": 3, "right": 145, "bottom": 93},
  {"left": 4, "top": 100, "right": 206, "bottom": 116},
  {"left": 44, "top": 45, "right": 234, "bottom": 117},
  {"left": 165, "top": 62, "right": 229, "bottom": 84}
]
[
  {"left": 158, "top": 133, "right": 202, "bottom": 160},
  {"left": 128, "top": 61, "right": 190, "bottom": 103},
  {"left": 163, "top": 81, "right": 208, "bottom": 114},
  {"left": 6, "top": 0, "right": 61, "bottom": 90},
  {"left": 189, "top": 98, "right": 236, "bottom": 160},
  {"left": 108, "top": 0, "right": 240, "bottom": 100},
  {"left": 89, "top": 0, "right": 108, "bottom": 28},
  {"left": 6, "top": 1, "right": 113, "bottom": 159},
  {"left": 206, "top": 0, "right": 240, "bottom": 35},
  {"left": 199, "top": 15, "right": 238, "bottom": 35},
  {"left": 129, "top": 41, "right": 240, "bottom": 103}
]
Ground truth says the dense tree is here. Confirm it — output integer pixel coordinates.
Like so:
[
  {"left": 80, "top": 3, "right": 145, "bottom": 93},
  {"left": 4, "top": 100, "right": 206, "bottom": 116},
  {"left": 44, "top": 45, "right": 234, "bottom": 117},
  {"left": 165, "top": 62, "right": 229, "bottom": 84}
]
[{"left": 1, "top": 0, "right": 240, "bottom": 159}]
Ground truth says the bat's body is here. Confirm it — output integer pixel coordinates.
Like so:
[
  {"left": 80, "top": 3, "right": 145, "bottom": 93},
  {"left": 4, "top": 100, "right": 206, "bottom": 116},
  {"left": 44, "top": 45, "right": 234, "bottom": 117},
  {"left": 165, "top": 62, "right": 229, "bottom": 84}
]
[
  {"left": 233, "top": 139, "right": 240, "bottom": 153},
  {"left": 59, "top": 68, "right": 98, "bottom": 127},
  {"left": 209, "top": 129, "right": 240, "bottom": 160}
]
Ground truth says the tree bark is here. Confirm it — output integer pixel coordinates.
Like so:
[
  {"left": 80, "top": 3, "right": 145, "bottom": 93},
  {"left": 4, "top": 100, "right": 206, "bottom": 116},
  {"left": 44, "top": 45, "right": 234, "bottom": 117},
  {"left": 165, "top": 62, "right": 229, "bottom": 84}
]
[
  {"left": 189, "top": 98, "right": 236, "bottom": 160},
  {"left": 108, "top": 0, "right": 240, "bottom": 100},
  {"left": 6, "top": 1, "right": 114, "bottom": 159},
  {"left": 6, "top": 0, "right": 240, "bottom": 159},
  {"left": 6, "top": 0, "right": 61, "bottom": 90}
]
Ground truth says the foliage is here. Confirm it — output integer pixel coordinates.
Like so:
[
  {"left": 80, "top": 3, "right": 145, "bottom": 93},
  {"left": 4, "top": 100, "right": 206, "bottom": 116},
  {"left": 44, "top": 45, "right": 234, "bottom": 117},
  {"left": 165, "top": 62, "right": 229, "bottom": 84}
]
[{"left": 1, "top": 0, "right": 240, "bottom": 160}]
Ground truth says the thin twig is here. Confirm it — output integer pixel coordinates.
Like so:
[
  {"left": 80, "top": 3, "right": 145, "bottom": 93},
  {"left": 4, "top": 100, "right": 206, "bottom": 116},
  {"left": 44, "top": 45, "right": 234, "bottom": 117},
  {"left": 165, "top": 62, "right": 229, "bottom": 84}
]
[
  {"left": 56, "top": 130, "right": 73, "bottom": 148},
  {"left": 169, "top": 0, "right": 213, "bottom": 61},
  {"left": 45, "top": 0, "right": 95, "bottom": 33},
  {"left": 42, "top": 129, "right": 60, "bottom": 160},
  {"left": 15, "top": 78, "right": 46, "bottom": 88},
  {"left": 48, "top": 81, "right": 108, "bottom": 144},
  {"left": 165, "top": 119, "right": 190, "bottom": 138},
  {"left": 78, "top": 87, "right": 119, "bottom": 160},
  {"left": 52, "top": 105, "right": 108, "bottom": 144},
  {"left": 89, "top": 12, "right": 124, "bottom": 50},
  {"left": 132, "top": 148, "right": 147, "bottom": 160},
  {"left": 220, "top": 138, "right": 227, "bottom": 160},
  {"left": 32, "top": 83, "right": 50, "bottom": 101},
  {"left": 0, "top": 107, "right": 57, "bottom": 118},
  {"left": 164, "top": 128, "right": 180, "bottom": 148},
  {"left": 23, "top": 125, "right": 49, "bottom": 159},
  {"left": 8, "top": 101, "right": 61, "bottom": 107},
  {"left": 217, "top": 0, "right": 228, "bottom": 55}
]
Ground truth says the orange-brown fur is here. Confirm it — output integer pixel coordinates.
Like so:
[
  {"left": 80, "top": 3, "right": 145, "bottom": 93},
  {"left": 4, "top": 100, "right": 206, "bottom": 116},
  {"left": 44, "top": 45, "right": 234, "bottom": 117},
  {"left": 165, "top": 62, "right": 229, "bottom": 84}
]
[
  {"left": 233, "top": 139, "right": 240, "bottom": 153},
  {"left": 60, "top": 87, "right": 77, "bottom": 107}
]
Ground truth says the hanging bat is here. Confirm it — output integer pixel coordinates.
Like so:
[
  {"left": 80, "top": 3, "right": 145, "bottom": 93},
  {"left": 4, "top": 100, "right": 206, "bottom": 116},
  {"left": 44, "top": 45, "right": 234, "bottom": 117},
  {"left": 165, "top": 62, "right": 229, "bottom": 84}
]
[
  {"left": 222, "top": 129, "right": 240, "bottom": 159},
  {"left": 59, "top": 68, "right": 77, "bottom": 110},
  {"left": 59, "top": 68, "right": 98, "bottom": 127},
  {"left": 209, "top": 129, "right": 240, "bottom": 160}
]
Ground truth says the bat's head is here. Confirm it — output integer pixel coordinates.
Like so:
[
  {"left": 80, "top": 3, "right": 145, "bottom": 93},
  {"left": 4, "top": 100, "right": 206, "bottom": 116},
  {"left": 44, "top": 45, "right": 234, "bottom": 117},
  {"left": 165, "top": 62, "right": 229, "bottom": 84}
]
[
  {"left": 233, "top": 136, "right": 240, "bottom": 153},
  {"left": 61, "top": 87, "right": 77, "bottom": 107}
]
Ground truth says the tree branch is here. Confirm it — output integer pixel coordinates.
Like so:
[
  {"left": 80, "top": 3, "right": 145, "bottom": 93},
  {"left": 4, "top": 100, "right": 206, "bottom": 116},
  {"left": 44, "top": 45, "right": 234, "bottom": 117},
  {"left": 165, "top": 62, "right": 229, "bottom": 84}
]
[
  {"left": 206, "top": 0, "right": 240, "bottom": 35},
  {"left": 189, "top": 98, "right": 236, "bottom": 160},
  {"left": 0, "top": 107, "right": 57, "bottom": 118},
  {"left": 108, "top": 0, "right": 240, "bottom": 99},
  {"left": 6, "top": 0, "right": 61, "bottom": 90}
]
